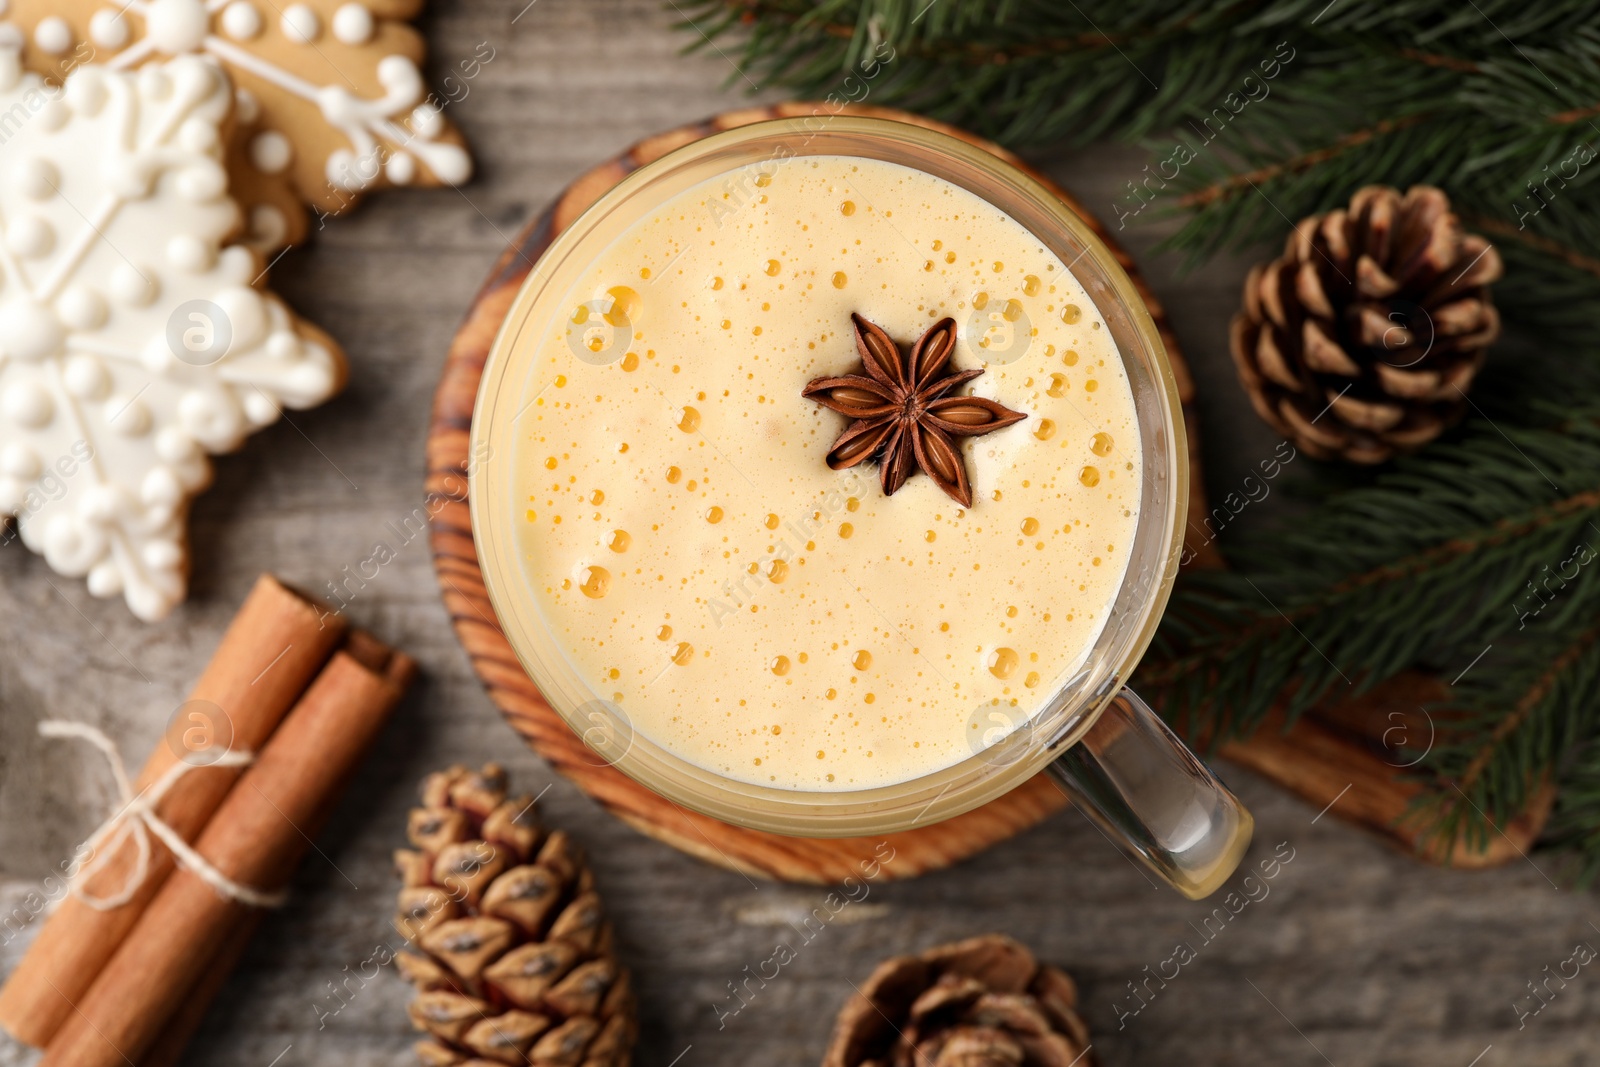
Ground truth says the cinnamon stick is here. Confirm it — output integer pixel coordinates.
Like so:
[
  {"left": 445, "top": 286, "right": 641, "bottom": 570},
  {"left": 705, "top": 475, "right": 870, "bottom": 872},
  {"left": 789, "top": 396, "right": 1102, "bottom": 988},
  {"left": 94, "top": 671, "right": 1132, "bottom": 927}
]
[
  {"left": 139, "top": 633, "right": 410, "bottom": 1067},
  {"left": 137, "top": 912, "right": 261, "bottom": 1067},
  {"left": 0, "top": 576, "right": 347, "bottom": 1047},
  {"left": 41, "top": 646, "right": 416, "bottom": 1067}
]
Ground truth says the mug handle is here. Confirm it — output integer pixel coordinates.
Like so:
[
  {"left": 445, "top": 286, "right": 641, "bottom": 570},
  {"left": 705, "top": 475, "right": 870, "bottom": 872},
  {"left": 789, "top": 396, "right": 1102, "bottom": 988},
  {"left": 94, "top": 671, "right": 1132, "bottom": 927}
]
[{"left": 1047, "top": 687, "right": 1253, "bottom": 900}]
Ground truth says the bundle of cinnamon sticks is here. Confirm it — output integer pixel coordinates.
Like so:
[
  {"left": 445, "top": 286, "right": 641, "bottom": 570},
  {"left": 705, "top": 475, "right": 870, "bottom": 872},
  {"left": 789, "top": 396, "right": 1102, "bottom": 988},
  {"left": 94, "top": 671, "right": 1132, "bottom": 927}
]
[{"left": 0, "top": 575, "right": 416, "bottom": 1067}]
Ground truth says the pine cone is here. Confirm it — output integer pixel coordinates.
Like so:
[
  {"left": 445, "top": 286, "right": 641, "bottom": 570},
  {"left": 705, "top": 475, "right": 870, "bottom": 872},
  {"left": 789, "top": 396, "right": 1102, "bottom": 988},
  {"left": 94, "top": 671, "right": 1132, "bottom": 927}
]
[
  {"left": 822, "top": 935, "right": 1094, "bottom": 1067},
  {"left": 393, "top": 763, "right": 636, "bottom": 1067},
  {"left": 1231, "top": 184, "right": 1502, "bottom": 464}
]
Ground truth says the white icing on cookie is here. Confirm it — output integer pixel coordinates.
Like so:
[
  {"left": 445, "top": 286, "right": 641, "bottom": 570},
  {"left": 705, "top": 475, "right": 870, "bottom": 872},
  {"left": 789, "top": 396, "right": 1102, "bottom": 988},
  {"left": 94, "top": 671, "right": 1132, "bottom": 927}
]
[
  {"left": 107, "top": 394, "right": 153, "bottom": 436},
  {"left": 33, "top": 16, "right": 71, "bottom": 55},
  {"left": 10, "top": 158, "right": 59, "bottom": 201},
  {"left": 109, "top": 264, "right": 158, "bottom": 307},
  {"left": 165, "top": 234, "right": 215, "bottom": 272},
  {"left": 220, "top": 1, "right": 262, "bottom": 42},
  {"left": 0, "top": 58, "right": 345, "bottom": 619},
  {"left": 1, "top": 444, "right": 40, "bottom": 478},
  {"left": 56, "top": 286, "right": 108, "bottom": 330},
  {"left": 233, "top": 85, "right": 260, "bottom": 123},
  {"left": 3, "top": 381, "right": 53, "bottom": 426},
  {"left": 177, "top": 115, "right": 221, "bottom": 155},
  {"left": 0, "top": 299, "right": 64, "bottom": 361},
  {"left": 8, "top": 216, "right": 54, "bottom": 259},
  {"left": 332, "top": 4, "right": 374, "bottom": 45},
  {"left": 146, "top": 0, "right": 211, "bottom": 54},
  {"left": 385, "top": 152, "right": 415, "bottom": 185},
  {"left": 9, "top": 0, "right": 473, "bottom": 212},
  {"left": 249, "top": 204, "right": 289, "bottom": 247},
  {"left": 62, "top": 355, "right": 110, "bottom": 399},
  {"left": 280, "top": 4, "right": 320, "bottom": 44},
  {"left": 249, "top": 130, "right": 292, "bottom": 174},
  {"left": 316, "top": 57, "right": 471, "bottom": 189},
  {"left": 412, "top": 102, "right": 444, "bottom": 139},
  {"left": 89, "top": 9, "right": 131, "bottom": 50}
]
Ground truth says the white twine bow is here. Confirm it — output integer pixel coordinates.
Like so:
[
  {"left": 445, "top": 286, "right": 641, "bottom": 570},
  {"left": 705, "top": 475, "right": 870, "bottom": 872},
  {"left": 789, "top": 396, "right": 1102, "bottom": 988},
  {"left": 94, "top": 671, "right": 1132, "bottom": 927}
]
[{"left": 39, "top": 720, "right": 288, "bottom": 911}]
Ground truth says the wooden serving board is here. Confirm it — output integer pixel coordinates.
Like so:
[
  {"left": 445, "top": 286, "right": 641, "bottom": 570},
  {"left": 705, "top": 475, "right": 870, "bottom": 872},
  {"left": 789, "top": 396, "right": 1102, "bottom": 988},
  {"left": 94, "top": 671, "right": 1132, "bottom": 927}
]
[{"left": 427, "top": 104, "right": 1542, "bottom": 882}]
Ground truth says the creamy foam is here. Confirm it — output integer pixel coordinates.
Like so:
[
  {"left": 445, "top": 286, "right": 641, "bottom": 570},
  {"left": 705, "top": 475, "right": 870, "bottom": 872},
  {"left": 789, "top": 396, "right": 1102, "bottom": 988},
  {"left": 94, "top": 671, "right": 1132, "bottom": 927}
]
[{"left": 511, "top": 155, "right": 1141, "bottom": 790}]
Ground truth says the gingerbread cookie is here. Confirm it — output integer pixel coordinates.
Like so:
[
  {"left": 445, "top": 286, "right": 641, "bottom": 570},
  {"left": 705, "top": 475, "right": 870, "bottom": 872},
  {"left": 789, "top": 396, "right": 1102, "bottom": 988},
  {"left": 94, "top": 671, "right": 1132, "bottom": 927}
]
[
  {"left": 3, "top": 0, "right": 474, "bottom": 251},
  {"left": 0, "top": 52, "right": 346, "bottom": 619}
]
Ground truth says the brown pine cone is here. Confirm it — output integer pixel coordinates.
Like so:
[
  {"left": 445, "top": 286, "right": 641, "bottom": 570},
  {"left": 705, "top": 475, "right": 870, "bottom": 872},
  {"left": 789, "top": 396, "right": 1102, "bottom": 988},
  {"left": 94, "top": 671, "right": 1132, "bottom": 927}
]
[
  {"left": 393, "top": 763, "right": 636, "bottom": 1067},
  {"left": 822, "top": 935, "right": 1094, "bottom": 1067},
  {"left": 1231, "top": 184, "right": 1502, "bottom": 464}
]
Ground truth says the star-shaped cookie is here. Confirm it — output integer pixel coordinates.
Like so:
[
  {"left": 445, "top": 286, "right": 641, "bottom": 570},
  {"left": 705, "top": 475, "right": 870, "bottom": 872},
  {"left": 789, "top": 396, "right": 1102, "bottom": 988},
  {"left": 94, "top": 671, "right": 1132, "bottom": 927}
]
[
  {"left": 2, "top": 0, "right": 474, "bottom": 251},
  {"left": 0, "top": 52, "right": 346, "bottom": 618}
]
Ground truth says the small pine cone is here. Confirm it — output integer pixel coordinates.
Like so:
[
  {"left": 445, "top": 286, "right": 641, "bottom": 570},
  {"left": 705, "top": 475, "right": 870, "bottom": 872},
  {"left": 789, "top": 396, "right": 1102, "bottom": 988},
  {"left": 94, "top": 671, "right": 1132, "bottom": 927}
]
[
  {"left": 393, "top": 764, "right": 637, "bottom": 1067},
  {"left": 1231, "top": 184, "right": 1502, "bottom": 464},
  {"left": 823, "top": 935, "right": 1094, "bottom": 1067}
]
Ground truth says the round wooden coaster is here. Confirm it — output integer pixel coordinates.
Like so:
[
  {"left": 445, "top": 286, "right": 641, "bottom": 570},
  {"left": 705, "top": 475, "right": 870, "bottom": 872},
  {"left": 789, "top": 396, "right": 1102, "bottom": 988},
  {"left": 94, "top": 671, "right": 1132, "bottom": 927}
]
[{"left": 427, "top": 104, "right": 1208, "bottom": 884}]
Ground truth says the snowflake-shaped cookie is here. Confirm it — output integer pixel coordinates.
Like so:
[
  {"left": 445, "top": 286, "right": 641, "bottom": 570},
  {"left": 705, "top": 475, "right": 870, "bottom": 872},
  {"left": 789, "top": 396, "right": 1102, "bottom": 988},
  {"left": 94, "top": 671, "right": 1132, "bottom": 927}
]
[
  {"left": 0, "top": 52, "right": 345, "bottom": 619},
  {"left": 3, "top": 0, "right": 473, "bottom": 251}
]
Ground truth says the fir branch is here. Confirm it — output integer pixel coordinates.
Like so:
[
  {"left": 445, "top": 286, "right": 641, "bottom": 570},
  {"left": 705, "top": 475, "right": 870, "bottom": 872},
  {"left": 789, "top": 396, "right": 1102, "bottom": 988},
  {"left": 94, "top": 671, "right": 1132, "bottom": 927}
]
[
  {"left": 1176, "top": 115, "right": 1429, "bottom": 209},
  {"left": 1396, "top": 47, "right": 1482, "bottom": 74},
  {"left": 1139, "top": 410, "right": 1600, "bottom": 741},
  {"left": 1456, "top": 627, "right": 1600, "bottom": 794},
  {"left": 1409, "top": 620, "right": 1600, "bottom": 858},
  {"left": 1468, "top": 215, "right": 1600, "bottom": 281},
  {"left": 1546, "top": 740, "right": 1600, "bottom": 886},
  {"left": 704, "top": 0, "right": 1141, "bottom": 56},
  {"left": 678, "top": 0, "right": 1298, "bottom": 144}
]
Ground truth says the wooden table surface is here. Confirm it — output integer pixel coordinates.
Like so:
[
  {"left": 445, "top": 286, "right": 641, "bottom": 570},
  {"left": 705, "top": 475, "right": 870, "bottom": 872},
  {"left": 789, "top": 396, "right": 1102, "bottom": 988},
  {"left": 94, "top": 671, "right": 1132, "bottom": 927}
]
[{"left": 1, "top": 3, "right": 1595, "bottom": 1065}]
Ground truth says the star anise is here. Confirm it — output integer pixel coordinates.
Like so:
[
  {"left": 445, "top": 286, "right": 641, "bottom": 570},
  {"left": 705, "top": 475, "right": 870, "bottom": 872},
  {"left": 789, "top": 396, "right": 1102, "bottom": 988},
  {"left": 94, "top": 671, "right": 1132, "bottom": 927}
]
[{"left": 803, "top": 314, "right": 1027, "bottom": 507}]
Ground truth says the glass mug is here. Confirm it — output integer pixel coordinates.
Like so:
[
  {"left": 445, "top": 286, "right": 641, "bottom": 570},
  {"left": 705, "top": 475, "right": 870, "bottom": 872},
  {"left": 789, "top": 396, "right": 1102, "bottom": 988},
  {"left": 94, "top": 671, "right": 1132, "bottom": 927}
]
[{"left": 471, "top": 117, "right": 1252, "bottom": 899}]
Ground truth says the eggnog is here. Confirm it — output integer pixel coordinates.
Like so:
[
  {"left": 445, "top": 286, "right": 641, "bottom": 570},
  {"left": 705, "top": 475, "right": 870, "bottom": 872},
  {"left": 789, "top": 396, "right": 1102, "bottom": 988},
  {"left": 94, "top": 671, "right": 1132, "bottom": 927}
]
[{"left": 511, "top": 155, "right": 1140, "bottom": 790}]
